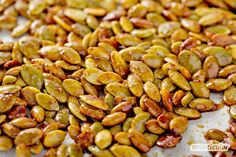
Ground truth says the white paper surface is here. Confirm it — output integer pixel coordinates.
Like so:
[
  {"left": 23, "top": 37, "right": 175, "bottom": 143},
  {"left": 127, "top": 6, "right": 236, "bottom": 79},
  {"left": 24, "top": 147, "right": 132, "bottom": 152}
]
[{"left": 0, "top": 30, "right": 230, "bottom": 157}]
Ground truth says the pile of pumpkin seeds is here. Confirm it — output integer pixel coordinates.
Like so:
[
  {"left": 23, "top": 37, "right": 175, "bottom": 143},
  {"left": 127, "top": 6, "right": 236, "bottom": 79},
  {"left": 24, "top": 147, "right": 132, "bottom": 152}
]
[{"left": 0, "top": 0, "right": 236, "bottom": 156}]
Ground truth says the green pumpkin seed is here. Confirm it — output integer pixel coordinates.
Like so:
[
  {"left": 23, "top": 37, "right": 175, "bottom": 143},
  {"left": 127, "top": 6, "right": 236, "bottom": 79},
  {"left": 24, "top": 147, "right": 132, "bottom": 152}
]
[
  {"left": 36, "top": 93, "right": 59, "bottom": 111},
  {"left": 21, "top": 65, "right": 43, "bottom": 89},
  {"left": 168, "top": 70, "right": 191, "bottom": 91}
]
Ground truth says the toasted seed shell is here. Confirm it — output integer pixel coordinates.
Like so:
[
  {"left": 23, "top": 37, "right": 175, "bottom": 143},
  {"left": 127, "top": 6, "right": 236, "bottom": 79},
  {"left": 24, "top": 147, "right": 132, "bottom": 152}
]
[
  {"left": 168, "top": 70, "right": 191, "bottom": 91},
  {"left": 106, "top": 82, "right": 131, "bottom": 97},
  {"left": 80, "top": 103, "right": 105, "bottom": 120},
  {"left": 205, "top": 129, "right": 227, "bottom": 141},
  {"left": 206, "top": 79, "right": 232, "bottom": 91},
  {"left": 131, "top": 112, "right": 150, "bottom": 133},
  {"left": 157, "top": 134, "right": 182, "bottom": 148},
  {"left": 88, "top": 145, "right": 114, "bottom": 157},
  {"left": 145, "top": 119, "right": 165, "bottom": 134},
  {"left": 189, "top": 98, "right": 214, "bottom": 111},
  {"left": 63, "top": 79, "right": 84, "bottom": 97},
  {"left": 111, "top": 51, "right": 128, "bottom": 78},
  {"left": 21, "top": 65, "right": 43, "bottom": 89},
  {"left": 190, "top": 82, "right": 210, "bottom": 98},
  {"left": 102, "top": 112, "right": 126, "bottom": 126},
  {"left": 83, "top": 68, "right": 103, "bottom": 85},
  {"left": 219, "top": 65, "right": 236, "bottom": 78},
  {"left": 43, "top": 130, "right": 66, "bottom": 148},
  {"left": 79, "top": 95, "right": 109, "bottom": 110},
  {"left": 169, "top": 116, "right": 188, "bottom": 135},
  {"left": 59, "top": 47, "right": 81, "bottom": 64},
  {"left": 95, "top": 130, "right": 112, "bottom": 149},
  {"left": 199, "top": 12, "right": 223, "bottom": 26},
  {"left": 97, "top": 72, "right": 123, "bottom": 84},
  {"left": 203, "top": 56, "right": 219, "bottom": 79},
  {"left": 2, "top": 123, "right": 20, "bottom": 138},
  {"left": 230, "top": 105, "right": 236, "bottom": 119},
  {"left": 130, "top": 61, "right": 154, "bottom": 82},
  {"left": 203, "top": 46, "right": 232, "bottom": 66},
  {"left": 67, "top": 143, "right": 83, "bottom": 157},
  {"left": 174, "top": 107, "right": 201, "bottom": 119},
  {"left": 128, "top": 129, "right": 150, "bottom": 152},
  {"left": 0, "top": 136, "right": 13, "bottom": 151},
  {"left": 16, "top": 144, "right": 31, "bottom": 157},
  {"left": 68, "top": 96, "right": 87, "bottom": 121},
  {"left": 64, "top": 8, "right": 87, "bottom": 22},
  {"left": 127, "top": 74, "right": 143, "bottom": 97},
  {"left": 116, "top": 34, "right": 141, "bottom": 46},
  {"left": 10, "top": 117, "right": 36, "bottom": 129},
  {"left": 178, "top": 50, "right": 202, "bottom": 74},
  {"left": 0, "top": 93, "right": 17, "bottom": 113},
  {"left": 31, "top": 106, "right": 44, "bottom": 123},
  {"left": 114, "top": 131, "right": 131, "bottom": 145},
  {"left": 45, "top": 79, "right": 68, "bottom": 103},
  {"left": 36, "top": 93, "right": 59, "bottom": 111},
  {"left": 15, "top": 128, "right": 43, "bottom": 146},
  {"left": 142, "top": 95, "right": 162, "bottom": 117},
  {"left": 110, "top": 144, "right": 141, "bottom": 157},
  {"left": 143, "top": 81, "right": 161, "bottom": 102},
  {"left": 223, "top": 86, "right": 236, "bottom": 106}
]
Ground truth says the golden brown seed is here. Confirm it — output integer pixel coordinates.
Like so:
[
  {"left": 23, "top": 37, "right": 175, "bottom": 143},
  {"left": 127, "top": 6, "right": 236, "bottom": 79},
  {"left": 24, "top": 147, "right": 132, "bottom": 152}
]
[
  {"left": 127, "top": 74, "right": 144, "bottom": 97},
  {"left": 106, "top": 82, "right": 131, "bottom": 97},
  {"left": 174, "top": 107, "right": 201, "bottom": 119},
  {"left": 0, "top": 136, "right": 13, "bottom": 151},
  {"left": 79, "top": 95, "right": 109, "bottom": 110},
  {"left": 143, "top": 81, "right": 161, "bottom": 102},
  {"left": 160, "top": 88, "right": 173, "bottom": 112},
  {"left": 30, "top": 142, "right": 43, "bottom": 154},
  {"left": 218, "top": 65, "right": 236, "bottom": 78},
  {"left": 62, "top": 79, "right": 84, "bottom": 97},
  {"left": 35, "top": 93, "right": 59, "bottom": 111},
  {"left": 95, "top": 130, "right": 112, "bottom": 149},
  {"left": 97, "top": 72, "right": 123, "bottom": 84},
  {"left": 110, "top": 102, "right": 132, "bottom": 114},
  {"left": 67, "top": 143, "right": 83, "bottom": 157},
  {"left": 203, "top": 46, "right": 232, "bottom": 66},
  {"left": 14, "top": 128, "right": 43, "bottom": 146},
  {"left": 206, "top": 79, "right": 232, "bottom": 92},
  {"left": 43, "top": 130, "right": 66, "bottom": 148},
  {"left": 190, "top": 82, "right": 210, "bottom": 98},
  {"left": 157, "top": 134, "right": 182, "bottom": 148},
  {"left": 131, "top": 112, "right": 150, "bottom": 133},
  {"left": 205, "top": 129, "right": 227, "bottom": 141},
  {"left": 223, "top": 86, "right": 236, "bottom": 106},
  {"left": 16, "top": 144, "right": 31, "bottom": 157},
  {"left": 10, "top": 117, "right": 36, "bottom": 129},
  {"left": 169, "top": 116, "right": 188, "bottom": 135},
  {"left": 80, "top": 103, "right": 105, "bottom": 120},
  {"left": 110, "top": 144, "right": 141, "bottom": 157},
  {"left": 145, "top": 119, "right": 165, "bottom": 134},
  {"left": 203, "top": 56, "right": 219, "bottom": 79},
  {"left": 168, "top": 70, "right": 191, "bottom": 91},
  {"left": 199, "top": 12, "right": 224, "bottom": 26},
  {"left": 142, "top": 95, "right": 162, "bottom": 117},
  {"left": 59, "top": 47, "right": 81, "bottom": 65},
  {"left": 128, "top": 129, "right": 150, "bottom": 152},
  {"left": 35, "top": 94, "right": 47, "bottom": 110},
  {"left": 102, "top": 112, "right": 127, "bottom": 126},
  {"left": 114, "top": 131, "right": 131, "bottom": 145},
  {"left": 111, "top": 51, "right": 128, "bottom": 78},
  {"left": 189, "top": 98, "right": 214, "bottom": 111},
  {"left": 172, "top": 90, "right": 185, "bottom": 106}
]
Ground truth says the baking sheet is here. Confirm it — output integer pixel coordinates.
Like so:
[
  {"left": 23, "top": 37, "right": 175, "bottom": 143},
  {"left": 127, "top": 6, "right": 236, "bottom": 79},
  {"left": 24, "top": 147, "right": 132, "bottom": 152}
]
[{"left": 0, "top": 29, "right": 230, "bottom": 157}]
